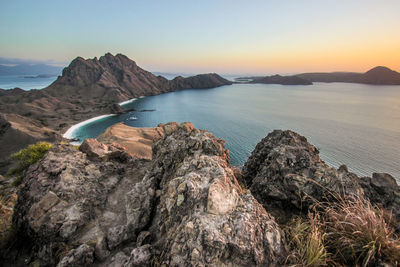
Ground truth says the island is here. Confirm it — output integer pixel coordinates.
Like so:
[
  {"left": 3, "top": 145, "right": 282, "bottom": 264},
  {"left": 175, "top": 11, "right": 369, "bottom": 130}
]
[
  {"left": 237, "top": 66, "right": 400, "bottom": 86},
  {"left": 0, "top": 53, "right": 232, "bottom": 172}
]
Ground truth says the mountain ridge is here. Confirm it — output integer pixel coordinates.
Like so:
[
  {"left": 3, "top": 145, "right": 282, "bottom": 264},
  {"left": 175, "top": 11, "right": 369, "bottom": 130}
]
[
  {"left": 45, "top": 53, "right": 232, "bottom": 102},
  {"left": 0, "top": 53, "right": 232, "bottom": 171},
  {"left": 298, "top": 66, "right": 400, "bottom": 85},
  {"left": 238, "top": 66, "right": 400, "bottom": 85}
]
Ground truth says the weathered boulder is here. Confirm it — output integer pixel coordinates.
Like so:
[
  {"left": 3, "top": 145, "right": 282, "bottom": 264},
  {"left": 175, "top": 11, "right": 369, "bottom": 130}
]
[
  {"left": 142, "top": 122, "right": 286, "bottom": 266},
  {"left": 242, "top": 130, "right": 400, "bottom": 223},
  {"left": 242, "top": 130, "right": 361, "bottom": 214},
  {"left": 11, "top": 142, "right": 150, "bottom": 266},
  {"left": 359, "top": 173, "right": 400, "bottom": 222}
]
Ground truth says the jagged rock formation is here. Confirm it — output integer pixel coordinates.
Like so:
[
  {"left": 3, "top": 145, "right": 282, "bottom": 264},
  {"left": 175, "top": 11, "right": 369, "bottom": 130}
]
[
  {"left": 44, "top": 53, "right": 232, "bottom": 102},
  {"left": 242, "top": 130, "right": 400, "bottom": 222},
  {"left": 4, "top": 123, "right": 286, "bottom": 266},
  {"left": 1, "top": 124, "right": 399, "bottom": 266},
  {"left": 298, "top": 66, "right": 400, "bottom": 85}
]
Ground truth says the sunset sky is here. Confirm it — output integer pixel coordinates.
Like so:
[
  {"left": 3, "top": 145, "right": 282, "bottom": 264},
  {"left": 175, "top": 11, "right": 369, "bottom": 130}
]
[{"left": 0, "top": 0, "right": 399, "bottom": 75}]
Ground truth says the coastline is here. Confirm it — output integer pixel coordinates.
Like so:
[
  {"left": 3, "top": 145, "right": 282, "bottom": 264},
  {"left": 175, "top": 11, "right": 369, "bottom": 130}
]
[
  {"left": 64, "top": 95, "right": 148, "bottom": 144},
  {"left": 119, "top": 96, "right": 145, "bottom": 106},
  {"left": 63, "top": 114, "right": 117, "bottom": 140},
  {"left": 119, "top": 98, "right": 137, "bottom": 106}
]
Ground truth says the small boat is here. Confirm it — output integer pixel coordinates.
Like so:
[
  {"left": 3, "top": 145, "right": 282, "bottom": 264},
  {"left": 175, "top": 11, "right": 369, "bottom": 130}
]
[{"left": 126, "top": 116, "right": 138, "bottom": 121}]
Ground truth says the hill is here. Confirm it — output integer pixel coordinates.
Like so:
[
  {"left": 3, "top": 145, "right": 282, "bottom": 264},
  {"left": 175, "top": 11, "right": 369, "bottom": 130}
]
[{"left": 298, "top": 66, "right": 400, "bottom": 85}]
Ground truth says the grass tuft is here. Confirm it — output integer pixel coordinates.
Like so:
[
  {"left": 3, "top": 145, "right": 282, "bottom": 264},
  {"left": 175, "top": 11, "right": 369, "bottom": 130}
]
[
  {"left": 285, "top": 194, "right": 400, "bottom": 266},
  {"left": 321, "top": 195, "right": 400, "bottom": 267},
  {"left": 285, "top": 214, "right": 329, "bottom": 267}
]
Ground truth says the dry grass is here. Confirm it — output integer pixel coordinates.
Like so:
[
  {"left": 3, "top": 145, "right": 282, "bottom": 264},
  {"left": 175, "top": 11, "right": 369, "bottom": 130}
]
[
  {"left": 285, "top": 214, "right": 329, "bottom": 266},
  {"left": 320, "top": 195, "right": 400, "bottom": 267},
  {"left": 285, "top": 194, "right": 400, "bottom": 267}
]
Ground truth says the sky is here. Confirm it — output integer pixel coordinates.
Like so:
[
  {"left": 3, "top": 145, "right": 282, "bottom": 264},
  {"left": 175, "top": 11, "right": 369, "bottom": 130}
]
[{"left": 0, "top": 0, "right": 399, "bottom": 75}]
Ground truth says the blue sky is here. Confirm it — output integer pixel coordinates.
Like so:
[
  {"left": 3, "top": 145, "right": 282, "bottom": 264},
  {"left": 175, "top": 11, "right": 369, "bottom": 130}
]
[{"left": 0, "top": 0, "right": 399, "bottom": 74}]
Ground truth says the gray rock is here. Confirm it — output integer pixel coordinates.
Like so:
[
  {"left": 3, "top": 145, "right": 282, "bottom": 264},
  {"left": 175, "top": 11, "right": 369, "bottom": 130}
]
[
  {"left": 57, "top": 244, "right": 94, "bottom": 267},
  {"left": 12, "top": 143, "right": 149, "bottom": 265},
  {"left": 242, "top": 129, "right": 400, "bottom": 223},
  {"left": 242, "top": 130, "right": 361, "bottom": 215},
  {"left": 360, "top": 173, "right": 400, "bottom": 222},
  {"left": 124, "top": 245, "right": 152, "bottom": 266},
  {"left": 146, "top": 122, "right": 286, "bottom": 266}
]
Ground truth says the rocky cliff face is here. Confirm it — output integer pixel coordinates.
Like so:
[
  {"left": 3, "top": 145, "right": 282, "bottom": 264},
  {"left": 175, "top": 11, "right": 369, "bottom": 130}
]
[
  {"left": 45, "top": 53, "right": 232, "bottom": 102},
  {"left": 1, "top": 124, "right": 398, "bottom": 266},
  {"left": 45, "top": 54, "right": 170, "bottom": 101},
  {"left": 242, "top": 130, "right": 400, "bottom": 223},
  {"left": 4, "top": 123, "right": 286, "bottom": 266}
]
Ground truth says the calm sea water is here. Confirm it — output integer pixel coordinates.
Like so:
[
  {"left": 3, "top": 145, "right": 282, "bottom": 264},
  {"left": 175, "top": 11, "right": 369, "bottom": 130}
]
[
  {"left": 0, "top": 75, "right": 58, "bottom": 90},
  {"left": 70, "top": 83, "right": 400, "bottom": 180}
]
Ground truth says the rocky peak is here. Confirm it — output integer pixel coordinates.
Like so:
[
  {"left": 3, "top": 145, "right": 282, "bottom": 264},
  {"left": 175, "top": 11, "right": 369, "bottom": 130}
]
[
  {"left": 6, "top": 123, "right": 286, "bottom": 266},
  {"left": 2, "top": 124, "right": 400, "bottom": 265},
  {"left": 44, "top": 53, "right": 231, "bottom": 102}
]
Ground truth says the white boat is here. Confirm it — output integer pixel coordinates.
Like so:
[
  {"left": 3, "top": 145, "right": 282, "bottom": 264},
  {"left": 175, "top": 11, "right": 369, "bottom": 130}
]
[{"left": 126, "top": 116, "right": 138, "bottom": 121}]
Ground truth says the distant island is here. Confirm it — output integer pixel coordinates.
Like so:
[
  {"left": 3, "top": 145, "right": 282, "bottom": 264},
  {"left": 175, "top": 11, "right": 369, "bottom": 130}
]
[
  {"left": 237, "top": 66, "right": 400, "bottom": 85},
  {"left": 23, "top": 74, "right": 58, "bottom": 79},
  {"left": 238, "top": 74, "right": 312, "bottom": 85},
  {"left": 0, "top": 63, "right": 62, "bottom": 76}
]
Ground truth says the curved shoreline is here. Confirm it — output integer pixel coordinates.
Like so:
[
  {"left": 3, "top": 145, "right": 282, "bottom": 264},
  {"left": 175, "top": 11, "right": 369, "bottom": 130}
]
[
  {"left": 119, "top": 96, "right": 145, "bottom": 106},
  {"left": 64, "top": 96, "right": 147, "bottom": 142},
  {"left": 119, "top": 98, "right": 137, "bottom": 106},
  {"left": 63, "top": 114, "right": 117, "bottom": 139}
]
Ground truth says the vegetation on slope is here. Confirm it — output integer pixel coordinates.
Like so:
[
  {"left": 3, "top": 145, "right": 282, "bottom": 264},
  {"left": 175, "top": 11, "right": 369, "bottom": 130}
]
[
  {"left": 6, "top": 142, "right": 53, "bottom": 186},
  {"left": 285, "top": 195, "right": 400, "bottom": 267}
]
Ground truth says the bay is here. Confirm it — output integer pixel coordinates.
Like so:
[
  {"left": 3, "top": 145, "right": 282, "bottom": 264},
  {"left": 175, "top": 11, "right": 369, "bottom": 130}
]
[{"left": 70, "top": 82, "right": 400, "bottom": 180}]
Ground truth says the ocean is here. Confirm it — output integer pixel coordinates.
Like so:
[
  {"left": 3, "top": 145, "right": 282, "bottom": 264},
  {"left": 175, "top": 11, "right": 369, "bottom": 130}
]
[
  {"left": 68, "top": 82, "right": 400, "bottom": 180},
  {"left": 0, "top": 75, "right": 58, "bottom": 90}
]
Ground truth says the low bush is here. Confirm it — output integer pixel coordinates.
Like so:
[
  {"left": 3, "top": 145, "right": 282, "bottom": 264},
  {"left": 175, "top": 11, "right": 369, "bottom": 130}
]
[{"left": 6, "top": 142, "right": 53, "bottom": 185}]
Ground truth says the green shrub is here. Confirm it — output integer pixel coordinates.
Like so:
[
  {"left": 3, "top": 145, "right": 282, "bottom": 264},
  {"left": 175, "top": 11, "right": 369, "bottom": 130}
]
[{"left": 6, "top": 142, "right": 53, "bottom": 184}]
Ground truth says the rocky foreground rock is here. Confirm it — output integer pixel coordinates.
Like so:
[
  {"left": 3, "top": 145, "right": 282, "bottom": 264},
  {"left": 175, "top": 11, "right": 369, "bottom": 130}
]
[
  {"left": 1, "top": 125, "right": 399, "bottom": 266},
  {"left": 242, "top": 130, "right": 400, "bottom": 223}
]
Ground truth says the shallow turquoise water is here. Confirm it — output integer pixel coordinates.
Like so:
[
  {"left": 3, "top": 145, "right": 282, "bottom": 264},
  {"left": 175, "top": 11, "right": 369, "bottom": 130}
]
[{"left": 71, "top": 83, "right": 400, "bottom": 180}]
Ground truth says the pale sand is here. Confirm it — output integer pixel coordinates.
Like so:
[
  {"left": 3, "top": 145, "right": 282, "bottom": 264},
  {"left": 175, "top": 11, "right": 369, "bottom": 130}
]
[{"left": 97, "top": 123, "right": 165, "bottom": 160}]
